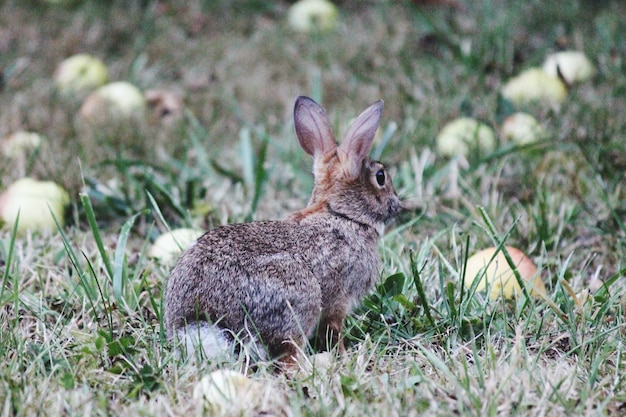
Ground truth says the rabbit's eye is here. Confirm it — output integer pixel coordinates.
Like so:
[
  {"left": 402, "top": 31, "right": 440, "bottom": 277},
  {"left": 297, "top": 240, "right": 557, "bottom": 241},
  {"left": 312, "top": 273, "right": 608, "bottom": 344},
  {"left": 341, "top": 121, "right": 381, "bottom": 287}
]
[{"left": 375, "top": 169, "right": 386, "bottom": 186}]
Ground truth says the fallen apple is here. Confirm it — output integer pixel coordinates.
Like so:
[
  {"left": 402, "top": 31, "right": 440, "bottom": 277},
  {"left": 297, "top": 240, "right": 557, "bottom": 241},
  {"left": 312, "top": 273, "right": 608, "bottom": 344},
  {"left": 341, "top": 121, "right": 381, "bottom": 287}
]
[
  {"left": 54, "top": 54, "right": 108, "bottom": 96},
  {"left": 1, "top": 131, "right": 43, "bottom": 158},
  {"left": 542, "top": 51, "right": 595, "bottom": 84},
  {"left": 288, "top": 0, "right": 338, "bottom": 33},
  {"left": 79, "top": 81, "right": 146, "bottom": 124},
  {"left": 436, "top": 117, "right": 496, "bottom": 158},
  {"left": 463, "top": 246, "right": 546, "bottom": 300},
  {"left": 501, "top": 68, "right": 567, "bottom": 106},
  {"left": 0, "top": 177, "right": 70, "bottom": 235},
  {"left": 193, "top": 370, "right": 286, "bottom": 416},
  {"left": 501, "top": 112, "right": 546, "bottom": 145},
  {"left": 148, "top": 228, "right": 204, "bottom": 264}
]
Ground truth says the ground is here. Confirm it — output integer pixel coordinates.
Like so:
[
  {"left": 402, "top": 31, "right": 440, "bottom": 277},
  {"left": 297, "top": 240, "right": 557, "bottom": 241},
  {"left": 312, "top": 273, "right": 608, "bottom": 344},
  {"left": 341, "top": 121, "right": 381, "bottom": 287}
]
[{"left": 0, "top": 0, "right": 625, "bottom": 416}]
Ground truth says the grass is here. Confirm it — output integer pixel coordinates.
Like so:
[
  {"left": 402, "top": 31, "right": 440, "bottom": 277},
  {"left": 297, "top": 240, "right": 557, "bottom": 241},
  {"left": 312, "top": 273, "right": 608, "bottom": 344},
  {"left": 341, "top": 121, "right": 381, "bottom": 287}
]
[{"left": 1, "top": 0, "right": 625, "bottom": 415}]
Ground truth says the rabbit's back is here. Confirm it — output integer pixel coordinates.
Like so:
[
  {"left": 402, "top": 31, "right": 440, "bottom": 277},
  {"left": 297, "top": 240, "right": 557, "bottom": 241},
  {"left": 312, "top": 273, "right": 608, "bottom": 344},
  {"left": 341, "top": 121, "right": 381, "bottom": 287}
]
[{"left": 165, "top": 221, "right": 323, "bottom": 353}]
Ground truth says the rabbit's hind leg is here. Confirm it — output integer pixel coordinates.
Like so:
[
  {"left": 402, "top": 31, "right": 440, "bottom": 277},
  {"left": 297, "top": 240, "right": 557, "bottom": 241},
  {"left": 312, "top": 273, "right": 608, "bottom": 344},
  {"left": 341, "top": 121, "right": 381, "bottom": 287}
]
[
  {"left": 268, "top": 337, "right": 303, "bottom": 371},
  {"left": 315, "top": 310, "right": 347, "bottom": 353}
]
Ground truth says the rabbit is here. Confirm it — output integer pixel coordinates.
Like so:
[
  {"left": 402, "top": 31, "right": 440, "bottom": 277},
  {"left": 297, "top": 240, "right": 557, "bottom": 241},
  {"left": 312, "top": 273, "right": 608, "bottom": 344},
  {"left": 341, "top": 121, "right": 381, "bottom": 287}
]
[{"left": 164, "top": 96, "right": 403, "bottom": 367}]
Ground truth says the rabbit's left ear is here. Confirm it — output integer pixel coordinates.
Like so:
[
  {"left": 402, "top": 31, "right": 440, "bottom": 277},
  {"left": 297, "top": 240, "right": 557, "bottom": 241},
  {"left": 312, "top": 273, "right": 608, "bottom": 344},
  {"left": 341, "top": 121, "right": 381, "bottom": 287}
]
[
  {"left": 294, "top": 96, "right": 338, "bottom": 159},
  {"left": 339, "top": 100, "right": 384, "bottom": 178}
]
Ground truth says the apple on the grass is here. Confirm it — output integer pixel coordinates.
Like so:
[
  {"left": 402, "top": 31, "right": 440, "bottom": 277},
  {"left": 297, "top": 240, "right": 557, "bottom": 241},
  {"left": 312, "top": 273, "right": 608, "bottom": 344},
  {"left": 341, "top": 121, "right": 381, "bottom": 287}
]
[
  {"left": 501, "top": 112, "right": 546, "bottom": 146},
  {"left": 194, "top": 370, "right": 284, "bottom": 415},
  {"left": 463, "top": 246, "right": 546, "bottom": 300},
  {"left": 542, "top": 51, "right": 595, "bottom": 85},
  {"left": 288, "top": 0, "right": 338, "bottom": 33},
  {"left": 501, "top": 68, "right": 567, "bottom": 106},
  {"left": 54, "top": 54, "right": 108, "bottom": 96},
  {"left": 148, "top": 228, "right": 204, "bottom": 264},
  {"left": 79, "top": 81, "right": 146, "bottom": 124},
  {"left": 0, "top": 177, "right": 70, "bottom": 235},
  {"left": 435, "top": 117, "right": 496, "bottom": 158},
  {"left": 1, "top": 131, "right": 43, "bottom": 158}
]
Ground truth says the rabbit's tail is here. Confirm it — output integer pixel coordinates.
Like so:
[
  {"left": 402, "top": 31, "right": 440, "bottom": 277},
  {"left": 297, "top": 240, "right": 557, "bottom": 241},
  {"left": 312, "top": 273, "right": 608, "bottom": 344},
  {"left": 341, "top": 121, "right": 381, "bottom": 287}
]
[
  {"left": 174, "top": 321, "right": 269, "bottom": 363},
  {"left": 175, "top": 321, "right": 231, "bottom": 360}
]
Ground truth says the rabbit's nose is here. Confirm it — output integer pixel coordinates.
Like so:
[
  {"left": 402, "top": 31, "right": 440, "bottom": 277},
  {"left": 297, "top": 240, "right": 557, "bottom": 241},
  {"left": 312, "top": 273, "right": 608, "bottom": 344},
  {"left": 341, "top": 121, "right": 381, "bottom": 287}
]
[{"left": 389, "top": 195, "right": 405, "bottom": 216}]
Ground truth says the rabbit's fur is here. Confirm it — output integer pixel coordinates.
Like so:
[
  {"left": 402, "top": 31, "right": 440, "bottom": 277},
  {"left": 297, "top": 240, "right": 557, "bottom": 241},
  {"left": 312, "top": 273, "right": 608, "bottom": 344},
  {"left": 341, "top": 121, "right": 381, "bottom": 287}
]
[{"left": 165, "top": 96, "right": 403, "bottom": 365}]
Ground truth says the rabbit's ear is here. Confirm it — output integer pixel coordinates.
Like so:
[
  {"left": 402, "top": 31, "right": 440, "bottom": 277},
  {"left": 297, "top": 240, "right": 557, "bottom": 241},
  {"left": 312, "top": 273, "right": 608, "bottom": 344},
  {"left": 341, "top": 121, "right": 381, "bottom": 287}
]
[
  {"left": 294, "top": 96, "right": 338, "bottom": 158},
  {"left": 339, "top": 100, "right": 384, "bottom": 178}
]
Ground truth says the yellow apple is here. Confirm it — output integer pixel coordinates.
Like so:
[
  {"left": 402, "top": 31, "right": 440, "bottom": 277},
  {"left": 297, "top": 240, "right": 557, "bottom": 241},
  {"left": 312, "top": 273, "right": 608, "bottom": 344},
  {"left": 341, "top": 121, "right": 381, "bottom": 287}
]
[
  {"left": 288, "top": 0, "right": 338, "bottom": 33},
  {"left": 542, "top": 51, "right": 595, "bottom": 84},
  {"left": 463, "top": 246, "right": 546, "bottom": 300},
  {"left": 501, "top": 112, "right": 546, "bottom": 145},
  {"left": 0, "top": 178, "right": 70, "bottom": 235},
  {"left": 148, "top": 228, "right": 204, "bottom": 264},
  {"left": 54, "top": 54, "right": 108, "bottom": 96},
  {"left": 436, "top": 117, "right": 496, "bottom": 157},
  {"left": 501, "top": 68, "right": 567, "bottom": 106}
]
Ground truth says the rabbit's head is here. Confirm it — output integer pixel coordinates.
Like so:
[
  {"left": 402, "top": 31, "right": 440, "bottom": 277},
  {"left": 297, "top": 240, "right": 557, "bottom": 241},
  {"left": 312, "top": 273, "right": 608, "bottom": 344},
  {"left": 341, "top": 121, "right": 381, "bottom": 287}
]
[{"left": 293, "top": 96, "right": 403, "bottom": 233}]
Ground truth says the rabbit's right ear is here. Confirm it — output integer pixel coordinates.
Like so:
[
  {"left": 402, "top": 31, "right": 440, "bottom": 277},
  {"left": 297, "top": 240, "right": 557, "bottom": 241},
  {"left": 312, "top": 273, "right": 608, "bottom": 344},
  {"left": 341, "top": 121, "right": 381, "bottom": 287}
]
[{"left": 294, "top": 96, "right": 338, "bottom": 159}]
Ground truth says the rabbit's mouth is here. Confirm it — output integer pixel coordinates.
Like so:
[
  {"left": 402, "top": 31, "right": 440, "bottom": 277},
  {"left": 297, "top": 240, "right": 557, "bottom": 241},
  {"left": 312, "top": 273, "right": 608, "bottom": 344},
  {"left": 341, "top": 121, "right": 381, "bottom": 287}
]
[{"left": 388, "top": 196, "right": 405, "bottom": 219}]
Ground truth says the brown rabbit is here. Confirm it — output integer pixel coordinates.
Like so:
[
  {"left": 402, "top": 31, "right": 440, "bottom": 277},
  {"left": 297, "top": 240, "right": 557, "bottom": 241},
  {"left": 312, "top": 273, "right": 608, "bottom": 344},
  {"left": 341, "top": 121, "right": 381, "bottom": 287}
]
[{"left": 164, "top": 96, "right": 403, "bottom": 366}]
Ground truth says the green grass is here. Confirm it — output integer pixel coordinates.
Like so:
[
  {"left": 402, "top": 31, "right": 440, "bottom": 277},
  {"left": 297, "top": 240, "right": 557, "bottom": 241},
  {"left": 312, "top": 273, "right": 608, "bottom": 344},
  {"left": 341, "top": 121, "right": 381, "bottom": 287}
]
[{"left": 1, "top": 0, "right": 625, "bottom": 415}]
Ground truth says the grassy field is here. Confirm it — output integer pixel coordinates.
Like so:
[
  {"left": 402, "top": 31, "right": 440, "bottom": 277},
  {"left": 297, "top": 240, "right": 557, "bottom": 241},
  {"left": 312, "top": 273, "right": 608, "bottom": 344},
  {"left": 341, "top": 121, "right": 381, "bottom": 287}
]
[{"left": 1, "top": 0, "right": 625, "bottom": 415}]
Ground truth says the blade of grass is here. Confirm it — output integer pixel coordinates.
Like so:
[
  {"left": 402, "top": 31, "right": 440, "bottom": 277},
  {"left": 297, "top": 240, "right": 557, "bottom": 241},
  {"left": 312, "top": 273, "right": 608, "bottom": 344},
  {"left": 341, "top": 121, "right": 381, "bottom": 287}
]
[
  {"left": 113, "top": 211, "right": 143, "bottom": 305},
  {"left": 410, "top": 251, "right": 435, "bottom": 329},
  {"left": 83, "top": 253, "right": 114, "bottom": 336},
  {"left": 0, "top": 211, "right": 20, "bottom": 304},
  {"left": 146, "top": 191, "right": 171, "bottom": 231},
  {"left": 53, "top": 212, "right": 99, "bottom": 319},
  {"left": 80, "top": 192, "right": 114, "bottom": 283}
]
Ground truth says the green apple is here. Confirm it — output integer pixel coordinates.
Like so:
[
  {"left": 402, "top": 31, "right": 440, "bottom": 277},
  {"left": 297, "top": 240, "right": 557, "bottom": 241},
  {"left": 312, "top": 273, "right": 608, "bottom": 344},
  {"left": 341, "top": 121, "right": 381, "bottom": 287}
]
[
  {"left": 501, "top": 112, "right": 546, "bottom": 145},
  {"left": 501, "top": 68, "right": 567, "bottom": 106},
  {"left": 54, "top": 54, "right": 108, "bottom": 96},
  {"left": 436, "top": 117, "right": 496, "bottom": 157},
  {"left": 463, "top": 246, "right": 546, "bottom": 300},
  {"left": 542, "top": 51, "right": 595, "bottom": 84},
  {"left": 0, "top": 177, "right": 70, "bottom": 235},
  {"left": 288, "top": 0, "right": 338, "bottom": 33}
]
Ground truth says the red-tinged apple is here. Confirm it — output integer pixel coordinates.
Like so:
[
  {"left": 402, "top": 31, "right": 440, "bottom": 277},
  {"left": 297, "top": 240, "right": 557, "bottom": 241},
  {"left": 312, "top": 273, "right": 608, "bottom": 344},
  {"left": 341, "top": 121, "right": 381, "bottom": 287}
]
[
  {"left": 463, "top": 246, "right": 546, "bottom": 300},
  {"left": 79, "top": 81, "right": 146, "bottom": 124}
]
